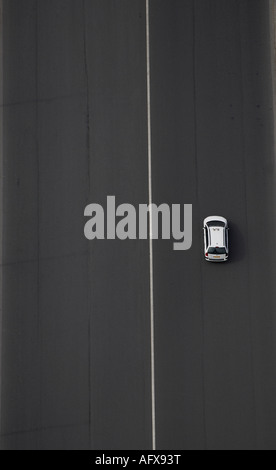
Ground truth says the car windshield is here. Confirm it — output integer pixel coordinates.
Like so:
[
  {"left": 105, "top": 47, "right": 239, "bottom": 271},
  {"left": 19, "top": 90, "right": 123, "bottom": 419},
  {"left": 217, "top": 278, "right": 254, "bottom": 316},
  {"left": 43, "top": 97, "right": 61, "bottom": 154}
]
[
  {"left": 208, "top": 247, "right": 226, "bottom": 255},
  {"left": 207, "top": 221, "right": 225, "bottom": 227}
]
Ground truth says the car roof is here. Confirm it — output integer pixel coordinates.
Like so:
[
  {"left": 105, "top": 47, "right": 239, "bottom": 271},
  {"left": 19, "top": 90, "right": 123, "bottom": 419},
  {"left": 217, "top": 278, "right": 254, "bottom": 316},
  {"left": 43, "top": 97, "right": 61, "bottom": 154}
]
[{"left": 208, "top": 226, "right": 225, "bottom": 247}]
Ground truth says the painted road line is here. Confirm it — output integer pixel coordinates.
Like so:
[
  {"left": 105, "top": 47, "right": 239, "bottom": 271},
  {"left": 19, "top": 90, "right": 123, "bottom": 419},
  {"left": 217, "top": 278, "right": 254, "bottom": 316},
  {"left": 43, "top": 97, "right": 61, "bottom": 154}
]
[{"left": 146, "top": 0, "right": 156, "bottom": 452}]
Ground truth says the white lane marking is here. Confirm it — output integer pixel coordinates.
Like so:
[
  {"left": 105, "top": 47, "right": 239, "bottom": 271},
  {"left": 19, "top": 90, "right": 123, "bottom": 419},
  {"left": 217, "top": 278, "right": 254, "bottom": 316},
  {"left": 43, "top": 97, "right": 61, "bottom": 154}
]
[{"left": 146, "top": 0, "right": 156, "bottom": 452}]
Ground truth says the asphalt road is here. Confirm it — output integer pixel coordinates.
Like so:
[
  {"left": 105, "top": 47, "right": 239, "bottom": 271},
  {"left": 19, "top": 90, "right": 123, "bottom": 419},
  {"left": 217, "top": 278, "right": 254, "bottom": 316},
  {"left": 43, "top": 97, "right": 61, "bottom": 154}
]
[{"left": 1, "top": 0, "right": 276, "bottom": 450}]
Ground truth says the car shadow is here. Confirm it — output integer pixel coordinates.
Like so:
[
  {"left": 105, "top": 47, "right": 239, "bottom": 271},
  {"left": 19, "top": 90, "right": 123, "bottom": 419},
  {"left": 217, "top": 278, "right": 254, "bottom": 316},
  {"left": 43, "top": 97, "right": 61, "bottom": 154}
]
[{"left": 228, "top": 221, "right": 246, "bottom": 263}]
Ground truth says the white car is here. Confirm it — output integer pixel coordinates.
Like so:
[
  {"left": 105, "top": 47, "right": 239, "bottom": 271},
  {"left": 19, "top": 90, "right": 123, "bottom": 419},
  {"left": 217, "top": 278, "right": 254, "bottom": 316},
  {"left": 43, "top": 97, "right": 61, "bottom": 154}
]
[{"left": 203, "top": 216, "right": 229, "bottom": 262}]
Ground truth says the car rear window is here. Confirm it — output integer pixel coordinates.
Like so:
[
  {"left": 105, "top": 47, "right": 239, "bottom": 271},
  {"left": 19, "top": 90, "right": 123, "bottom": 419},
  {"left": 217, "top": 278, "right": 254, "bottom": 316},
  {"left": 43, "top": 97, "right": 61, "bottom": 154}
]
[{"left": 208, "top": 247, "right": 226, "bottom": 255}]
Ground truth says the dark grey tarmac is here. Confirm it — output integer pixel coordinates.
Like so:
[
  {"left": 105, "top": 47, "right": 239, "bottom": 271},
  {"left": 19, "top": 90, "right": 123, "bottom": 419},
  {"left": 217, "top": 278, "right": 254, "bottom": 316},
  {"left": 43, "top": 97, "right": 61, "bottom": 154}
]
[{"left": 1, "top": 0, "right": 276, "bottom": 450}]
